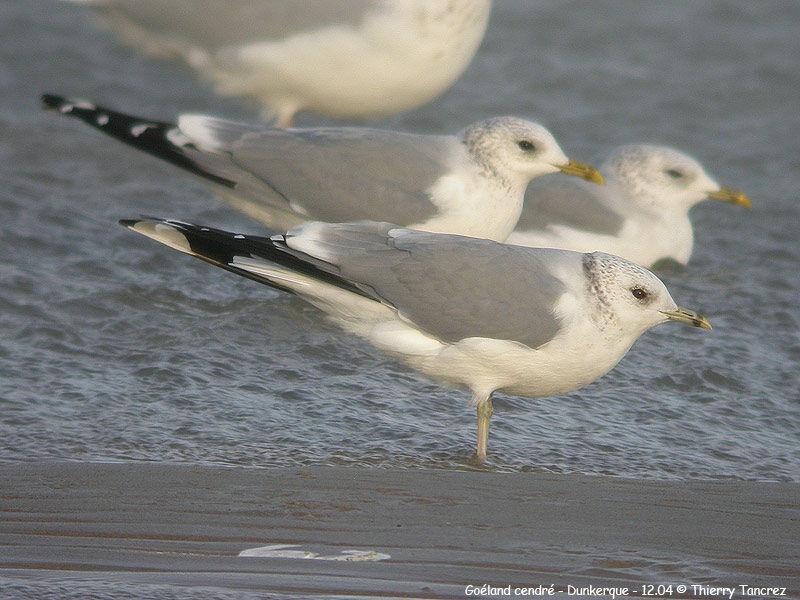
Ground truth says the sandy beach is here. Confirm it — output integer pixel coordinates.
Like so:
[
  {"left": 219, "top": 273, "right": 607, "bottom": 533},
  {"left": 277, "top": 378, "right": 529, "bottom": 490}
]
[{"left": 0, "top": 462, "right": 797, "bottom": 599}]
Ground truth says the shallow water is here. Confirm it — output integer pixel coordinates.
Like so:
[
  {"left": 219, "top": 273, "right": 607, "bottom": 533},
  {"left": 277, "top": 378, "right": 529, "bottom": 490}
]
[{"left": 1, "top": 0, "right": 799, "bottom": 480}]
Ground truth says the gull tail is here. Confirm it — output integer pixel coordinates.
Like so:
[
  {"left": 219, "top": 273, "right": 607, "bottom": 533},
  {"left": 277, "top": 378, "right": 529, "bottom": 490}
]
[
  {"left": 119, "top": 218, "right": 370, "bottom": 300},
  {"left": 41, "top": 93, "right": 235, "bottom": 188}
]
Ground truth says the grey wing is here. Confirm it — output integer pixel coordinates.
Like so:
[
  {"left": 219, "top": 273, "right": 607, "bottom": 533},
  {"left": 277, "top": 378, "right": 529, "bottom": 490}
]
[
  {"left": 519, "top": 178, "right": 624, "bottom": 235},
  {"left": 288, "top": 224, "right": 568, "bottom": 349},
  {"left": 76, "top": 0, "right": 374, "bottom": 50},
  {"left": 216, "top": 127, "right": 453, "bottom": 227}
]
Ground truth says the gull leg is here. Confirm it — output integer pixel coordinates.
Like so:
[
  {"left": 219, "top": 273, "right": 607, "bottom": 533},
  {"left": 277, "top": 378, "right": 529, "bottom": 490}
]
[{"left": 474, "top": 394, "right": 494, "bottom": 464}]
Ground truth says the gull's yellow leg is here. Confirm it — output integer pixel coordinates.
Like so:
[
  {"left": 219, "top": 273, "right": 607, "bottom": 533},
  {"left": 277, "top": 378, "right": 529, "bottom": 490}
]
[{"left": 474, "top": 395, "right": 493, "bottom": 464}]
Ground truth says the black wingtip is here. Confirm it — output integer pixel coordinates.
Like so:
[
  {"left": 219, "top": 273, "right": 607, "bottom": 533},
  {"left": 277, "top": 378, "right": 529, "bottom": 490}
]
[
  {"left": 120, "top": 219, "right": 372, "bottom": 301},
  {"left": 42, "top": 94, "right": 238, "bottom": 190},
  {"left": 41, "top": 93, "right": 67, "bottom": 111}
]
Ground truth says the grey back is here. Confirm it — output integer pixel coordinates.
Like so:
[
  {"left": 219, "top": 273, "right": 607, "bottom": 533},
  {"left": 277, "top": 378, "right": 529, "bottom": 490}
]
[
  {"left": 185, "top": 125, "right": 454, "bottom": 226},
  {"left": 519, "top": 178, "right": 624, "bottom": 235},
  {"left": 90, "top": 0, "right": 374, "bottom": 50},
  {"left": 287, "top": 224, "right": 569, "bottom": 348}
]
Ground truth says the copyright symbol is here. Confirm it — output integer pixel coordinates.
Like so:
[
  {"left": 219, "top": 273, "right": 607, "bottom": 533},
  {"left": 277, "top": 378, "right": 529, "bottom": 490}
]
[{"left": 677, "top": 585, "right": 687, "bottom": 593}]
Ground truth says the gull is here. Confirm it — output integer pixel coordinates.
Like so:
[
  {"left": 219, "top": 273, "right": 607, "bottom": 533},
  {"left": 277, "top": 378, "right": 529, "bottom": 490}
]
[
  {"left": 59, "top": 0, "right": 492, "bottom": 126},
  {"left": 508, "top": 144, "right": 750, "bottom": 267},
  {"left": 42, "top": 94, "right": 603, "bottom": 242},
  {"left": 121, "top": 218, "right": 711, "bottom": 463}
]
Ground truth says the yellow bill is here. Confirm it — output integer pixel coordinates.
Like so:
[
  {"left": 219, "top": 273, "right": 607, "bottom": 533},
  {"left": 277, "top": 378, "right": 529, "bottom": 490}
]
[
  {"left": 708, "top": 186, "right": 751, "bottom": 208},
  {"left": 558, "top": 159, "right": 605, "bottom": 185},
  {"left": 661, "top": 307, "right": 712, "bottom": 330}
]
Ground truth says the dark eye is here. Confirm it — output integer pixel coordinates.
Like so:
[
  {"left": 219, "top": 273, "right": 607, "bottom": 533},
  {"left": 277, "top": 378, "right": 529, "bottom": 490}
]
[
  {"left": 631, "top": 287, "right": 649, "bottom": 300},
  {"left": 517, "top": 140, "right": 536, "bottom": 152},
  {"left": 666, "top": 168, "right": 683, "bottom": 179}
]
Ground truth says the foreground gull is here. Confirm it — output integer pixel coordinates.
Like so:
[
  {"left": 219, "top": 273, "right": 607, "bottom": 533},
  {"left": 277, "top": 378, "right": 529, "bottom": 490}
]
[
  {"left": 508, "top": 144, "right": 750, "bottom": 267},
  {"left": 121, "top": 218, "right": 711, "bottom": 463},
  {"left": 61, "top": 0, "right": 492, "bottom": 126},
  {"left": 43, "top": 94, "right": 603, "bottom": 241}
]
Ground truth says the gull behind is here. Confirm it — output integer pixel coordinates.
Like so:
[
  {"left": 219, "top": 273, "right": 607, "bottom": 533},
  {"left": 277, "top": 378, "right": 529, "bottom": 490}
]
[
  {"left": 59, "top": 0, "right": 492, "bottom": 126},
  {"left": 509, "top": 144, "right": 750, "bottom": 267},
  {"left": 43, "top": 94, "right": 603, "bottom": 241}
]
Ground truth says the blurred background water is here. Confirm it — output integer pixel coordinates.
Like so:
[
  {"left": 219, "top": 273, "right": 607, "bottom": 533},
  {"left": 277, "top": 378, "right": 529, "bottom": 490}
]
[{"left": 1, "top": 0, "right": 798, "bottom": 480}]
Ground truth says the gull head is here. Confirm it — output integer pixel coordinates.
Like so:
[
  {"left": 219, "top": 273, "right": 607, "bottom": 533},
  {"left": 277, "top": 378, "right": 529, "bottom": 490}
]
[
  {"left": 603, "top": 145, "right": 750, "bottom": 212},
  {"left": 582, "top": 252, "right": 711, "bottom": 340},
  {"left": 459, "top": 117, "right": 604, "bottom": 186}
]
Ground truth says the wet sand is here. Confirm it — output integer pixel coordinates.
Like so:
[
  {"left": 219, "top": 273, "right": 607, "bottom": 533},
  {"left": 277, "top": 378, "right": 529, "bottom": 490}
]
[{"left": 0, "top": 461, "right": 797, "bottom": 599}]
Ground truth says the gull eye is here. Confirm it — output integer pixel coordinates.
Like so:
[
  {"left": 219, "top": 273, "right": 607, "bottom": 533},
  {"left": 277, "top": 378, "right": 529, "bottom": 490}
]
[
  {"left": 666, "top": 168, "right": 684, "bottom": 179},
  {"left": 631, "top": 286, "right": 649, "bottom": 301},
  {"left": 517, "top": 140, "right": 536, "bottom": 152}
]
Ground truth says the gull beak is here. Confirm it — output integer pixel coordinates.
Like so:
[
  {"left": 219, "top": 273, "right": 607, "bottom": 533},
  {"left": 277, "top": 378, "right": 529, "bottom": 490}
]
[
  {"left": 708, "top": 186, "right": 751, "bottom": 208},
  {"left": 557, "top": 159, "right": 605, "bottom": 185},
  {"left": 660, "top": 307, "right": 712, "bottom": 330}
]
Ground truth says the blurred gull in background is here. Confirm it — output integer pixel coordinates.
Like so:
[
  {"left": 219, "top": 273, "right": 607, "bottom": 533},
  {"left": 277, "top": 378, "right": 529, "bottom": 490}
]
[
  {"left": 43, "top": 93, "right": 603, "bottom": 241},
  {"left": 509, "top": 144, "right": 750, "bottom": 267},
  {"left": 61, "top": 0, "right": 492, "bottom": 126}
]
